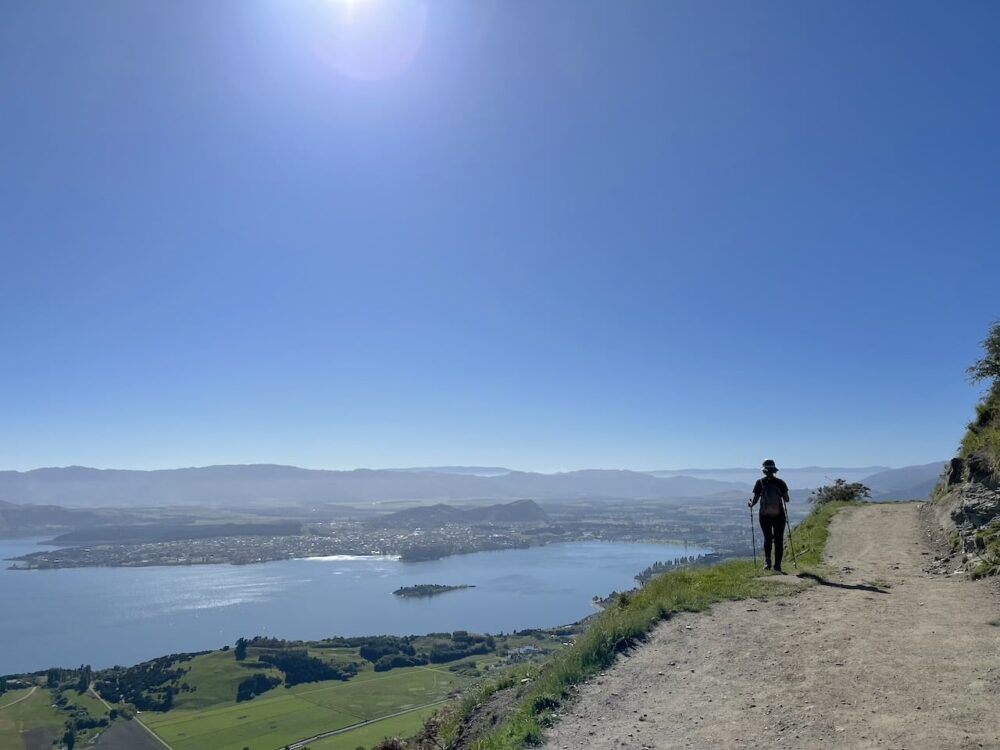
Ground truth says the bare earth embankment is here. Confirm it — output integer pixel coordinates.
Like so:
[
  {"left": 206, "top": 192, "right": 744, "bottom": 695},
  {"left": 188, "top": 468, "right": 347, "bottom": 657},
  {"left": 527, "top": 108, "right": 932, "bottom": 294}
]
[{"left": 544, "top": 503, "right": 1000, "bottom": 749}]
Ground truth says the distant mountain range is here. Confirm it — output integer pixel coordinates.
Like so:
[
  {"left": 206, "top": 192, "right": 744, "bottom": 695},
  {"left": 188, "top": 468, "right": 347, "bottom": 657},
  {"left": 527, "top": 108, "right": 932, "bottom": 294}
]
[
  {"left": 0, "top": 466, "right": 745, "bottom": 508},
  {"left": 647, "top": 466, "right": 892, "bottom": 488},
  {"left": 0, "top": 462, "right": 945, "bottom": 509},
  {"left": 371, "top": 499, "right": 548, "bottom": 527},
  {"left": 386, "top": 466, "right": 512, "bottom": 477},
  {"left": 859, "top": 462, "right": 945, "bottom": 501}
]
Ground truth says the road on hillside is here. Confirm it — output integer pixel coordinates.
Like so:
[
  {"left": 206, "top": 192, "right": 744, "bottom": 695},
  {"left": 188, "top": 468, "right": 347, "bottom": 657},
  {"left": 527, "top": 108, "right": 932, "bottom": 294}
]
[
  {"left": 89, "top": 684, "right": 173, "bottom": 750},
  {"left": 544, "top": 503, "right": 1000, "bottom": 750}
]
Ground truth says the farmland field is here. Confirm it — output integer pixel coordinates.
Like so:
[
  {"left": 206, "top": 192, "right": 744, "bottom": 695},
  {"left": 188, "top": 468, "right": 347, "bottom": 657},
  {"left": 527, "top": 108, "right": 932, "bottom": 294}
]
[
  {"left": 144, "top": 661, "right": 480, "bottom": 750},
  {"left": 307, "top": 706, "right": 440, "bottom": 750},
  {"left": 0, "top": 686, "right": 116, "bottom": 750},
  {"left": 0, "top": 689, "right": 61, "bottom": 750},
  {"left": 0, "top": 690, "right": 34, "bottom": 712},
  {"left": 170, "top": 651, "right": 284, "bottom": 712}
]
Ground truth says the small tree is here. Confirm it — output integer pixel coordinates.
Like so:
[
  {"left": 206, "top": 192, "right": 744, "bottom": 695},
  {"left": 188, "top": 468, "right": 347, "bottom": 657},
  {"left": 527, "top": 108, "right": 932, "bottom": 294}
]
[
  {"left": 968, "top": 320, "right": 1000, "bottom": 385},
  {"left": 234, "top": 638, "right": 248, "bottom": 661},
  {"left": 76, "top": 665, "right": 92, "bottom": 694},
  {"left": 810, "top": 478, "right": 870, "bottom": 505}
]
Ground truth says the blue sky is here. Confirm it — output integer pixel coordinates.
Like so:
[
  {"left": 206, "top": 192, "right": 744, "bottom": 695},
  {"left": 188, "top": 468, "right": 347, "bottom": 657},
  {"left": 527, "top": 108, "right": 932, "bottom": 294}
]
[{"left": 1, "top": 0, "right": 998, "bottom": 472}]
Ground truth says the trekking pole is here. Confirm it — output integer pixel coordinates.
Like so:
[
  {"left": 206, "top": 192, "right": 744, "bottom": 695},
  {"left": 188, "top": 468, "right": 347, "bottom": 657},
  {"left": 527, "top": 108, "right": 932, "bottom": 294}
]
[
  {"left": 782, "top": 498, "right": 798, "bottom": 569},
  {"left": 748, "top": 500, "right": 758, "bottom": 572}
]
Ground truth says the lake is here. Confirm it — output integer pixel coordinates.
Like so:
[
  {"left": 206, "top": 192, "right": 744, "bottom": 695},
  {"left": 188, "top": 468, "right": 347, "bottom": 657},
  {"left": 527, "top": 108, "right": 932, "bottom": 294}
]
[{"left": 0, "top": 537, "right": 709, "bottom": 674}]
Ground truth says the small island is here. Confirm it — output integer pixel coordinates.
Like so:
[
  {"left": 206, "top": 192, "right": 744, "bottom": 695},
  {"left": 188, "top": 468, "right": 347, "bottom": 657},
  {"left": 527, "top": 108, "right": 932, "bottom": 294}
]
[{"left": 392, "top": 584, "right": 475, "bottom": 598}]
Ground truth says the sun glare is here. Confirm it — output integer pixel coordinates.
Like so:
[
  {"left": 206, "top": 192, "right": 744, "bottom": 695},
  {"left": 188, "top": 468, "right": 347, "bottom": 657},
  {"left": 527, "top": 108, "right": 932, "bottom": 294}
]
[
  {"left": 336, "top": 0, "right": 374, "bottom": 10},
  {"left": 317, "top": 0, "right": 428, "bottom": 81}
]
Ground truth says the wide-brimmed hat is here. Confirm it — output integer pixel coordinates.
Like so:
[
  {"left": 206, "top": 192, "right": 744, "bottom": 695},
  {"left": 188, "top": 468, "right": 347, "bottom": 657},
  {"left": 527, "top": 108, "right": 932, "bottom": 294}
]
[{"left": 762, "top": 459, "right": 779, "bottom": 472}]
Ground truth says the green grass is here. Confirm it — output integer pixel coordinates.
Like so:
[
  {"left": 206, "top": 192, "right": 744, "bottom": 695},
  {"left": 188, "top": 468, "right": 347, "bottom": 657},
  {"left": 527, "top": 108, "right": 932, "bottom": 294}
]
[
  {"left": 0, "top": 687, "right": 112, "bottom": 750},
  {"left": 296, "top": 666, "right": 467, "bottom": 719},
  {"left": 308, "top": 648, "right": 363, "bottom": 670},
  {"left": 453, "top": 500, "right": 855, "bottom": 750},
  {"left": 171, "top": 650, "right": 284, "bottom": 711},
  {"left": 144, "top": 660, "right": 479, "bottom": 750},
  {"left": 307, "top": 706, "right": 440, "bottom": 750},
  {"left": 0, "top": 689, "right": 63, "bottom": 750},
  {"left": 959, "top": 383, "right": 1000, "bottom": 480},
  {"left": 64, "top": 689, "right": 110, "bottom": 718},
  {"left": 0, "top": 690, "right": 33, "bottom": 712},
  {"left": 151, "top": 702, "right": 358, "bottom": 750}
]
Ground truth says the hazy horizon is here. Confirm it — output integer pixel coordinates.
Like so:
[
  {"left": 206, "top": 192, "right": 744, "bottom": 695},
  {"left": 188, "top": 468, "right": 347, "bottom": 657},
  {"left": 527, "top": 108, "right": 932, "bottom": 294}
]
[{"left": 0, "top": 460, "right": 934, "bottom": 474}]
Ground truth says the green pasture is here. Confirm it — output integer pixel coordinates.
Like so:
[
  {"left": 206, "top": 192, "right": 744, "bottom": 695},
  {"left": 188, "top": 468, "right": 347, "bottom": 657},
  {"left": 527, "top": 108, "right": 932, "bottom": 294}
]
[
  {"left": 148, "top": 701, "right": 358, "bottom": 750},
  {"left": 296, "top": 665, "right": 464, "bottom": 719},
  {"left": 65, "top": 689, "right": 110, "bottom": 718},
  {"left": 171, "top": 651, "right": 284, "bottom": 711},
  {"left": 0, "top": 690, "right": 34, "bottom": 712},
  {"left": 0, "top": 689, "right": 62, "bottom": 750},
  {"left": 145, "top": 662, "right": 476, "bottom": 750},
  {"left": 308, "top": 705, "right": 440, "bottom": 750}
]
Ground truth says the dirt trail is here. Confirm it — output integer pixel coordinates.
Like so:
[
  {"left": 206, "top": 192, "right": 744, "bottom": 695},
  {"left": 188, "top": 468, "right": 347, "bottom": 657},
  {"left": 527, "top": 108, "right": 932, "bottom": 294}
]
[
  {"left": 0, "top": 686, "right": 37, "bottom": 710},
  {"left": 544, "top": 504, "right": 1000, "bottom": 750}
]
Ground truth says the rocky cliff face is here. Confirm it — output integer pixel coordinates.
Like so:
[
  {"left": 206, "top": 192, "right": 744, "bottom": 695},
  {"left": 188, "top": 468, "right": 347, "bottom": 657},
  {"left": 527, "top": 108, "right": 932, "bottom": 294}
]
[{"left": 932, "top": 386, "right": 1000, "bottom": 577}]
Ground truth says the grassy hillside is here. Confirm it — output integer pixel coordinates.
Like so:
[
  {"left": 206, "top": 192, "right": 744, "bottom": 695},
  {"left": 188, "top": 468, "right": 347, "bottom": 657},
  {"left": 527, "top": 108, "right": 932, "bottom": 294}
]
[
  {"left": 0, "top": 685, "right": 112, "bottom": 750},
  {"left": 953, "top": 320, "right": 1000, "bottom": 485},
  {"left": 0, "top": 689, "right": 58, "bottom": 750},
  {"left": 414, "top": 500, "right": 855, "bottom": 750},
  {"left": 77, "top": 631, "right": 558, "bottom": 750},
  {"left": 308, "top": 706, "right": 440, "bottom": 750},
  {"left": 168, "top": 651, "right": 284, "bottom": 712},
  {"left": 959, "top": 383, "right": 1000, "bottom": 482},
  {"left": 144, "top": 657, "right": 497, "bottom": 750}
]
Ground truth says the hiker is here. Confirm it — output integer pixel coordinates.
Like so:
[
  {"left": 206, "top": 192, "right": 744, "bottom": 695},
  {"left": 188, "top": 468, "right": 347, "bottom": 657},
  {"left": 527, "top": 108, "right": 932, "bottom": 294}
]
[{"left": 748, "top": 459, "right": 790, "bottom": 572}]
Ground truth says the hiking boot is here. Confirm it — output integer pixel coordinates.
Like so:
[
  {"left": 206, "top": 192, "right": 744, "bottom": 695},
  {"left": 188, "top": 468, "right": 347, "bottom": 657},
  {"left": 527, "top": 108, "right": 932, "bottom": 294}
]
[
  {"left": 764, "top": 562, "right": 772, "bottom": 571},
  {"left": 774, "top": 565, "right": 783, "bottom": 573}
]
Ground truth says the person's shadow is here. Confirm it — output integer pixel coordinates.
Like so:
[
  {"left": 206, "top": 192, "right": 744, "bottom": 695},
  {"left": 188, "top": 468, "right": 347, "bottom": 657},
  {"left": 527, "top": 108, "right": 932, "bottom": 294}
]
[{"left": 795, "top": 571, "right": 889, "bottom": 594}]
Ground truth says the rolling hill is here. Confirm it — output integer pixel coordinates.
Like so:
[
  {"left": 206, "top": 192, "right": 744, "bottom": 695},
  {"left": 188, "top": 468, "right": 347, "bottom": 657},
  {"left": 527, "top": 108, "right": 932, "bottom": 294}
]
[{"left": 372, "top": 499, "right": 548, "bottom": 527}]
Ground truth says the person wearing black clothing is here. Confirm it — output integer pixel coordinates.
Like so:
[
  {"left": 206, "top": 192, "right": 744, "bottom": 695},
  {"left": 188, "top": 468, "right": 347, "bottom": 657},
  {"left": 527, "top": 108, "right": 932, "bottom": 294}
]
[{"left": 748, "top": 459, "right": 790, "bottom": 572}]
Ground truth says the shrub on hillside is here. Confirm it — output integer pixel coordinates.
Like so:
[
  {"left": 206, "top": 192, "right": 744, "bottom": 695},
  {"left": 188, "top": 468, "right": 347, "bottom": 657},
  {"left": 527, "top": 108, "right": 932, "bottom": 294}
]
[
  {"left": 236, "top": 673, "right": 281, "bottom": 702},
  {"left": 427, "top": 641, "right": 492, "bottom": 664},
  {"left": 960, "top": 320, "right": 1000, "bottom": 482},
  {"left": 373, "top": 654, "right": 428, "bottom": 672},
  {"left": 256, "top": 650, "right": 356, "bottom": 686},
  {"left": 359, "top": 637, "right": 415, "bottom": 663},
  {"left": 960, "top": 384, "right": 1000, "bottom": 482},
  {"left": 967, "top": 320, "right": 1000, "bottom": 385},
  {"left": 810, "top": 479, "right": 870, "bottom": 505},
  {"left": 94, "top": 655, "right": 189, "bottom": 711}
]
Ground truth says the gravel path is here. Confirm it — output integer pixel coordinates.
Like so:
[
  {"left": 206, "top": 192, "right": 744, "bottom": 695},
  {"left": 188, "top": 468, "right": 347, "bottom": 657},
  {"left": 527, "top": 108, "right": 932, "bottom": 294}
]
[{"left": 543, "top": 503, "right": 1000, "bottom": 750}]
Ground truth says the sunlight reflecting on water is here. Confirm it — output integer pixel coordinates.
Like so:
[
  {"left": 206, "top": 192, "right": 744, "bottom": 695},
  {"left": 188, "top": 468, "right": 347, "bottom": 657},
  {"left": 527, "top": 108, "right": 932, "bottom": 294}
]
[{"left": 0, "top": 539, "right": 709, "bottom": 673}]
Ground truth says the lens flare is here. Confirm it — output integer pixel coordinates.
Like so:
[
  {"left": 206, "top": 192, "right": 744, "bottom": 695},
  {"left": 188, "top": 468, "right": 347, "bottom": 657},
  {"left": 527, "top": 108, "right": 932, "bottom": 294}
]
[{"left": 319, "top": 0, "right": 428, "bottom": 81}]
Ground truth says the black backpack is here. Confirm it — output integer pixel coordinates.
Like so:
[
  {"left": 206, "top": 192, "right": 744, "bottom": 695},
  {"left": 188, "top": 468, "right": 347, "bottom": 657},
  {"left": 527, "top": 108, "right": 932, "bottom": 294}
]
[{"left": 759, "top": 476, "right": 785, "bottom": 518}]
